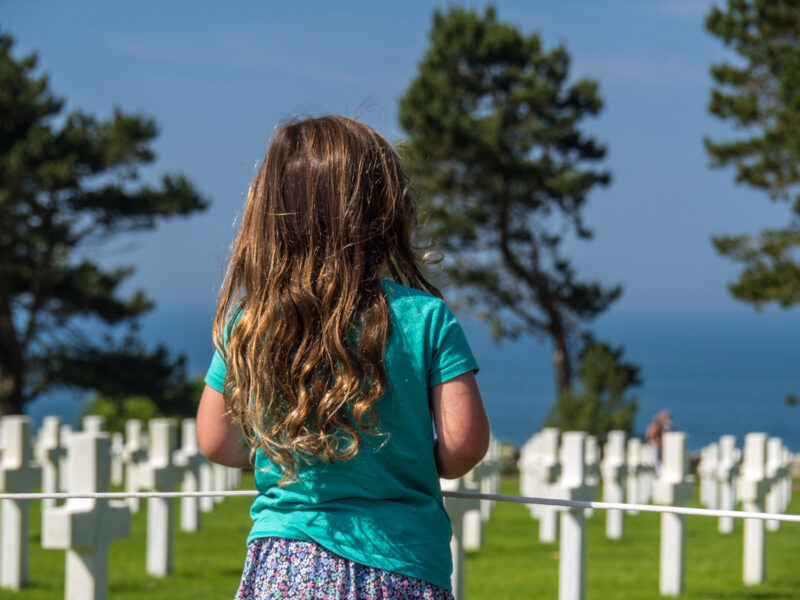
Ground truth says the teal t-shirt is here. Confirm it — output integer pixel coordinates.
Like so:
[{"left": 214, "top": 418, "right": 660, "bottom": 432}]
[{"left": 204, "top": 279, "right": 479, "bottom": 590}]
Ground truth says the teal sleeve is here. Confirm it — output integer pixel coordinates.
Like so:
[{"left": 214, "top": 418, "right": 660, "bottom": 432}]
[
  {"left": 427, "top": 303, "right": 479, "bottom": 386},
  {"left": 204, "top": 347, "right": 227, "bottom": 392}
]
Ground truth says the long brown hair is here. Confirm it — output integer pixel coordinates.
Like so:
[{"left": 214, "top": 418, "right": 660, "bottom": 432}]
[{"left": 214, "top": 115, "right": 440, "bottom": 479}]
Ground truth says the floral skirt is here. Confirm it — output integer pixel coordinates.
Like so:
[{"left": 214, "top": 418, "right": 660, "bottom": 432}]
[{"left": 235, "top": 537, "right": 453, "bottom": 600}]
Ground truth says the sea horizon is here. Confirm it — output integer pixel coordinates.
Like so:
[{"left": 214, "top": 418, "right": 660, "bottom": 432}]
[{"left": 25, "top": 303, "right": 800, "bottom": 453}]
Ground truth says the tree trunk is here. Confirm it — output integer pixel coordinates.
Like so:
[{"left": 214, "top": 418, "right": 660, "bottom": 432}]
[
  {"left": 551, "top": 325, "right": 572, "bottom": 398},
  {"left": 0, "top": 384, "right": 25, "bottom": 416},
  {"left": 0, "top": 294, "right": 26, "bottom": 415}
]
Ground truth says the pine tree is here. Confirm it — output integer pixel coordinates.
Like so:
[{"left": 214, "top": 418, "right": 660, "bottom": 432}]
[
  {"left": 398, "top": 6, "right": 622, "bottom": 397},
  {"left": 0, "top": 33, "right": 208, "bottom": 415},
  {"left": 544, "top": 338, "right": 639, "bottom": 440},
  {"left": 705, "top": 0, "right": 800, "bottom": 307}
]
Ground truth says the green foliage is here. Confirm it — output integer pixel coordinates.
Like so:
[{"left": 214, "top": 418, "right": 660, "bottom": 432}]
[
  {"left": 544, "top": 338, "right": 639, "bottom": 440},
  {"left": 82, "top": 375, "right": 206, "bottom": 432},
  {"left": 398, "top": 5, "right": 621, "bottom": 396},
  {"left": 0, "top": 32, "right": 208, "bottom": 415},
  {"left": 705, "top": 0, "right": 800, "bottom": 308}
]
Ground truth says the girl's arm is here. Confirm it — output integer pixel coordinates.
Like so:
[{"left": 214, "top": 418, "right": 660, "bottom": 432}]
[
  {"left": 196, "top": 385, "right": 252, "bottom": 469},
  {"left": 430, "top": 371, "right": 490, "bottom": 479}
]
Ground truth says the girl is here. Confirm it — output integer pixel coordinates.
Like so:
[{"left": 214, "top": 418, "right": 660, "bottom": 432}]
[{"left": 196, "top": 115, "right": 489, "bottom": 600}]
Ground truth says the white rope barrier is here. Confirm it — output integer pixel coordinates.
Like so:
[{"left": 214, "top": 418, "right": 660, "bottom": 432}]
[{"left": 1, "top": 489, "right": 798, "bottom": 524}]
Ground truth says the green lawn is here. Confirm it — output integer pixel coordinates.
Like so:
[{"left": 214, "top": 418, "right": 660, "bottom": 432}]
[
  {"left": 465, "top": 478, "right": 800, "bottom": 600},
  {"left": 7, "top": 475, "right": 799, "bottom": 599}
]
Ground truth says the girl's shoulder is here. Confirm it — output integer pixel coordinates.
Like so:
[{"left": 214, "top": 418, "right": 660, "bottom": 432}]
[{"left": 380, "top": 279, "right": 448, "bottom": 314}]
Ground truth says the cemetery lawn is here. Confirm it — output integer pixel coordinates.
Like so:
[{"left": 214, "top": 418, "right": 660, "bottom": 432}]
[
  {"left": 465, "top": 478, "right": 800, "bottom": 600},
  {"left": 9, "top": 475, "right": 800, "bottom": 599}
]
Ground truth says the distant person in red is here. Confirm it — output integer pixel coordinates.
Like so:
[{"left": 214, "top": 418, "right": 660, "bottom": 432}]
[{"left": 646, "top": 410, "right": 673, "bottom": 475}]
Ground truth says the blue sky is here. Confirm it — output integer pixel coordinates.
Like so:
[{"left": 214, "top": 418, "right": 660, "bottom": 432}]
[{"left": 4, "top": 0, "right": 794, "bottom": 315}]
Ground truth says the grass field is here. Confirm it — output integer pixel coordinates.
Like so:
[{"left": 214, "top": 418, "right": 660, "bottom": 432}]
[{"left": 6, "top": 474, "right": 800, "bottom": 599}]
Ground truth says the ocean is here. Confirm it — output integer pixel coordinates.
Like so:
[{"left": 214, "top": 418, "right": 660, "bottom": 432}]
[{"left": 25, "top": 305, "right": 800, "bottom": 452}]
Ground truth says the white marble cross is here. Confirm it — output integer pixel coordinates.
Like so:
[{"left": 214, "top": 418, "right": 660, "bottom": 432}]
[
  {"left": 34, "top": 416, "right": 65, "bottom": 512},
  {"left": 638, "top": 444, "right": 656, "bottom": 504},
  {"left": 552, "top": 432, "right": 594, "bottom": 600},
  {"left": 121, "top": 420, "right": 147, "bottom": 513},
  {"left": 82, "top": 415, "right": 106, "bottom": 433},
  {"left": 58, "top": 424, "right": 74, "bottom": 492},
  {"left": 212, "top": 463, "right": 231, "bottom": 504},
  {"left": 0, "top": 416, "right": 42, "bottom": 590},
  {"left": 652, "top": 431, "right": 694, "bottom": 596},
  {"left": 583, "top": 435, "right": 599, "bottom": 518},
  {"left": 198, "top": 459, "right": 215, "bottom": 513},
  {"left": 173, "top": 419, "right": 207, "bottom": 532},
  {"left": 517, "top": 433, "right": 541, "bottom": 518},
  {"left": 739, "top": 432, "right": 771, "bottom": 586},
  {"left": 765, "top": 437, "right": 785, "bottom": 532},
  {"left": 534, "top": 428, "right": 561, "bottom": 543},
  {"left": 716, "top": 435, "right": 739, "bottom": 534},
  {"left": 600, "top": 430, "right": 627, "bottom": 539},
  {"left": 697, "top": 442, "right": 719, "bottom": 509},
  {"left": 138, "top": 419, "right": 184, "bottom": 577},
  {"left": 110, "top": 432, "right": 124, "bottom": 487},
  {"left": 42, "top": 432, "right": 131, "bottom": 600},
  {"left": 780, "top": 447, "right": 792, "bottom": 518},
  {"left": 441, "top": 476, "right": 480, "bottom": 600},
  {"left": 626, "top": 437, "right": 642, "bottom": 514}
]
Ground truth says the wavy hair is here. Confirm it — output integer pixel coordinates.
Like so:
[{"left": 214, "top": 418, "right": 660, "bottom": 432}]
[{"left": 214, "top": 115, "right": 441, "bottom": 480}]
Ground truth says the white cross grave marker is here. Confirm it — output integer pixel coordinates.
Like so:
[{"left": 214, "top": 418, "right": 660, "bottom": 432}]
[
  {"left": 626, "top": 437, "right": 642, "bottom": 515},
  {"left": 697, "top": 443, "right": 719, "bottom": 509},
  {"left": 0, "top": 416, "right": 42, "bottom": 590},
  {"left": 121, "top": 420, "right": 147, "bottom": 513},
  {"left": 552, "top": 432, "right": 594, "bottom": 600},
  {"left": 739, "top": 432, "right": 771, "bottom": 586},
  {"left": 82, "top": 415, "right": 106, "bottom": 433},
  {"left": 765, "top": 437, "right": 784, "bottom": 532},
  {"left": 600, "top": 430, "right": 627, "bottom": 539},
  {"left": 780, "top": 447, "right": 792, "bottom": 516},
  {"left": 583, "top": 435, "right": 599, "bottom": 518},
  {"left": 534, "top": 428, "right": 561, "bottom": 543},
  {"left": 639, "top": 444, "right": 656, "bottom": 504},
  {"left": 173, "top": 418, "right": 207, "bottom": 532},
  {"left": 42, "top": 432, "right": 131, "bottom": 600},
  {"left": 138, "top": 418, "right": 183, "bottom": 577},
  {"left": 35, "top": 415, "right": 65, "bottom": 512},
  {"left": 517, "top": 434, "right": 540, "bottom": 518},
  {"left": 110, "top": 432, "right": 124, "bottom": 487},
  {"left": 198, "top": 459, "right": 215, "bottom": 513},
  {"left": 652, "top": 431, "right": 694, "bottom": 596},
  {"left": 716, "top": 435, "right": 738, "bottom": 534},
  {"left": 441, "top": 476, "right": 480, "bottom": 600},
  {"left": 59, "top": 424, "right": 73, "bottom": 492}
]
